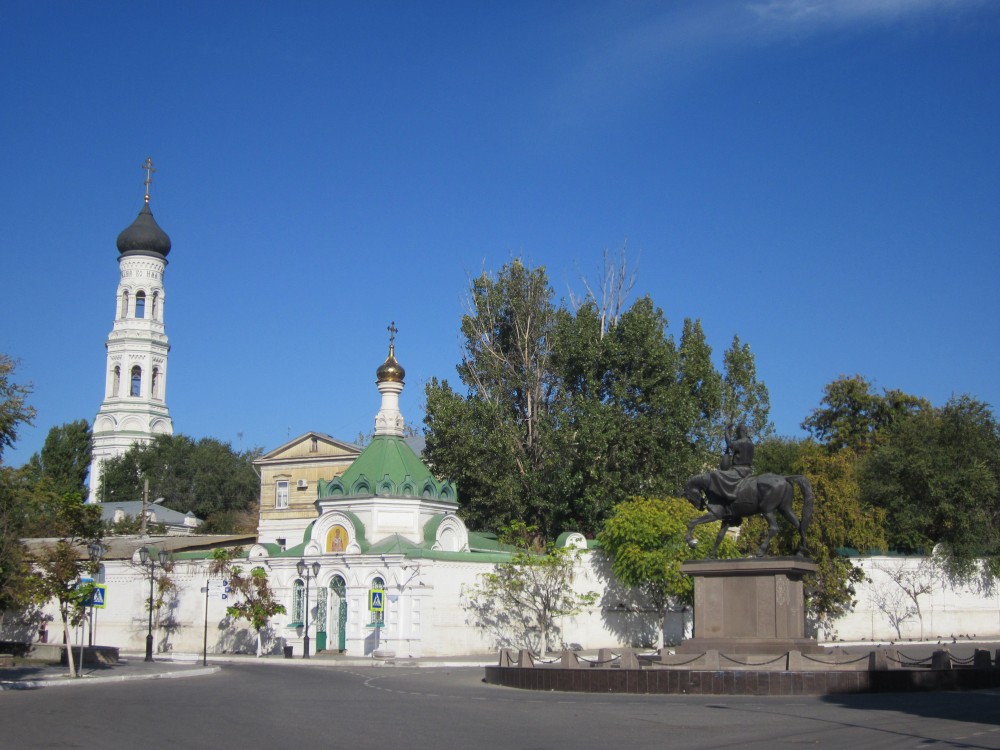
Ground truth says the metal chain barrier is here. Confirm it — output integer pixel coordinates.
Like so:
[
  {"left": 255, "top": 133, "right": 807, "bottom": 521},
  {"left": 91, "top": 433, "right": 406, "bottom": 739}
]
[
  {"left": 887, "top": 651, "right": 931, "bottom": 666},
  {"left": 801, "top": 652, "right": 870, "bottom": 665},
  {"left": 719, "top": 653, "right": 787, "bottom": 666}
]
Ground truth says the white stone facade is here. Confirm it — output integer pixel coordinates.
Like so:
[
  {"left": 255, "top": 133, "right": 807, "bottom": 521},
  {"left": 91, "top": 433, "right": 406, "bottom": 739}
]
[
  {"left": 9, "top": 550, "right": 1000, "bottom": 657},
  {"left": 89, "top": 241, "right": 173, "bottom": 499},
  {"left": 818, "top": 556, "right": 1000, "bottom": 643}
]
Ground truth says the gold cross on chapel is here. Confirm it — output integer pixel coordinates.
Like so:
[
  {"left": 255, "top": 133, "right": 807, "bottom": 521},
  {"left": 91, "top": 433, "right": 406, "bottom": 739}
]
[{"left": 388, "top": 321, "right": 398, "bottom": 352}]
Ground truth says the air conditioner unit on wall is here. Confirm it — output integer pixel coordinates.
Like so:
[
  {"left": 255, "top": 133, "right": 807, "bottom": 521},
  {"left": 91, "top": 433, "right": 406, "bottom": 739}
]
[{"left": 297, "top": 479, "right": 308, "bottom": 489}]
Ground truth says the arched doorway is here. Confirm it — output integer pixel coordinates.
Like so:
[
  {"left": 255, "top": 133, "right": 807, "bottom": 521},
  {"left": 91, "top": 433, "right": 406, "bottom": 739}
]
[{"left": 318, "top": 575, "right": 348, "bottom": 653}]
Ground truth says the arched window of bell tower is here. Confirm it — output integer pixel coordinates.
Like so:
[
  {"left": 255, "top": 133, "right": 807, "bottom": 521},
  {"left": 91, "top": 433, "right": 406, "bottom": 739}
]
[
  {"left": 112, "top": 366, "right": 121, "bottom": 397},
  {"left": 121, "top": 290, "right": 130, "bottom": 319},
  {"left": 151, "top": 291, "right": 159, "bottom": 320},
  {"left": 151, "top": 368, "right": 160, "bottom": 399},
  {"left": 130, "top": 366, "right": 142, "bottom": 397},
  {"left": 135, "top": 291, "right": 146, "bottom": 319}
]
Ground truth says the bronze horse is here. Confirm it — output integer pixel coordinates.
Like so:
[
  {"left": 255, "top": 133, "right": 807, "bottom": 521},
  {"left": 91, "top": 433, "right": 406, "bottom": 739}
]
[{"left": 683, "top": 473, "right": 814, "bottom": 557}]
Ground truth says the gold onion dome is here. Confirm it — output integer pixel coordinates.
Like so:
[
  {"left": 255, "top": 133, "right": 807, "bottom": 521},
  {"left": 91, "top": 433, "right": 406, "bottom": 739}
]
[{"left": 376, "top": 345, "right": 405, "bottom": 383}]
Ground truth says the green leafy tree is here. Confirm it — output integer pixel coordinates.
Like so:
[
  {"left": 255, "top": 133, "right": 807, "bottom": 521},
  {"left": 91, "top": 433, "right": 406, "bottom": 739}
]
[
  {"left": 549, "top": 299, "right": 708, "bottom": 531},
  {"left": 721, "top": 335, "right": 773, "bottom": 442},
  {"left": 23, "top": 420, "right": 93, "bottom": 501},
  {"left": 802, "top": 375, "right": 929, "bottom": 454},
  {"left": 753, "top": 435, "right": 807, "bottom": 476},
  {"left": 677, "top": 318, "right": 722, "bottom": 462},
  {"left": 98, "top": 434, "right": 261, "bottom": 532},
  {"left": 424, "top": 261, "right": 559, "bottom": 535},
  {"left": 598, "top": 496, "right": 738, "bottom": 616},
  {"left": 210, "top": 548, "right": 286, "bottom": 657},
  {"left": 0, "top": 355, "right": 35, "bottom": 461},
  {"left": 859, "top": 395, "right": 1000, "bottom": 580},
  {"left": 464, "top": 535, "right": 598, "bottom": 657},
  {"left": 1, "top": 357, "right": 38, "bottom": 621},
  {"left": 0, "top": 469, "right": 36, "bottom": 622},
  {"left": 737, "top": 441, "right": 887, "bottom": 632},
  {"left": 1, "top": 358, "right": 103, "bottom": 647},
  {"left": 18, "top": 482, "right": 103, "bottom": 540},
  {"left": 34, "top": 540, "right": 101, "bottom": 677},
  {"left": 425, "top": 259, "right": 770, "bottom": 539}
]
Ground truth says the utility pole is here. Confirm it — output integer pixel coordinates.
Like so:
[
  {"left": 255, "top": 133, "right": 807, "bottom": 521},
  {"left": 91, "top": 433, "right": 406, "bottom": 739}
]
[{"left": 140, "top": 477, "right": 149, "bottom": 537}]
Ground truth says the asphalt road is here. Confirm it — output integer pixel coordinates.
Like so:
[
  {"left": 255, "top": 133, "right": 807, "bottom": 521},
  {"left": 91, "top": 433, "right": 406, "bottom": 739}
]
[{"left": 2, "top": 663, "right": 999, "bottom": 749}]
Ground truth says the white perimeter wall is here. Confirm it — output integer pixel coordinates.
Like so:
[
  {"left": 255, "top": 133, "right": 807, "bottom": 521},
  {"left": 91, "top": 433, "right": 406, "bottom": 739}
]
[
  {"left": 6, "top": 553, "right": 998, "bottom": 656},
  {"left": 821, "top": 556, "right": 1000, "bottom": 643}
]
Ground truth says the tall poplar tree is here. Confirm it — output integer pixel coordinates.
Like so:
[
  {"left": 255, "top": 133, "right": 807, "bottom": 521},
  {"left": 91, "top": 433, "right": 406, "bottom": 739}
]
[
  {"left": 424, "top": 259, "right": 770, "bottom": 539},
  {"left": 721, "top": 335, "right": 773, "bottom": 442},
  {"left": 24, "top": 419, "right": 93, "bottom": 501}
]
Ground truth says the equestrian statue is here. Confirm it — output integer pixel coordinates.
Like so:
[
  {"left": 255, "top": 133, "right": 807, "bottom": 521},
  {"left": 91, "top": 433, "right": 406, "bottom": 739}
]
[{"left": 683, "top": 424, "right": 814, "bottom": 558}]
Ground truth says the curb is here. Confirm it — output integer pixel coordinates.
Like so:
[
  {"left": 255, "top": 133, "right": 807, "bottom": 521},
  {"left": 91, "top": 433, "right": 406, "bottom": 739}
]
[
  {"left": 0, "top": 666, "right": 220, "bottom": 691},
  {"left": 121, "top": 652, "right": 497, "bottom": 669}
]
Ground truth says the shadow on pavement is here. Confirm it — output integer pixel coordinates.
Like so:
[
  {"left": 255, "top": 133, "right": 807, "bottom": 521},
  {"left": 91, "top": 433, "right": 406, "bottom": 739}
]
[{"left": 823, "top": 689, "right": 1000, "bottom": 727}]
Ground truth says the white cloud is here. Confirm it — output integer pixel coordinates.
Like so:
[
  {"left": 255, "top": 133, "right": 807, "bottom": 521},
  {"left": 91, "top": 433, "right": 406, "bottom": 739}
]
[
  {"left": 747, "top": 0, "right": 990, "bottom": 35},
  {"left": 546, "top": 0, "right": 994, "bottom": 127}
]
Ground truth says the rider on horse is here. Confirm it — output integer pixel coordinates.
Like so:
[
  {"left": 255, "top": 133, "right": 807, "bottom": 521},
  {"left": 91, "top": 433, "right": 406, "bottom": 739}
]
[
  {"left": 704, "top": 424, "right": 754, "bottom": 507},
  {"left": 684, "top": 424, "right": 813, "bottom": 557}
]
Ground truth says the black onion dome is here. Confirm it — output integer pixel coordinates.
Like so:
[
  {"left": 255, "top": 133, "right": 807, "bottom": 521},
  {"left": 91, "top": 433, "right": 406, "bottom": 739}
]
[{"left": 116, "top": 203, "right": 171, "bottom": 257}]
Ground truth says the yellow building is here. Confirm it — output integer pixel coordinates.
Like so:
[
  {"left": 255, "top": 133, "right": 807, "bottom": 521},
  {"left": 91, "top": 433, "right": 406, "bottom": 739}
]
[{"left": 254, "top": 431, "right": 361, "bottom": 550}]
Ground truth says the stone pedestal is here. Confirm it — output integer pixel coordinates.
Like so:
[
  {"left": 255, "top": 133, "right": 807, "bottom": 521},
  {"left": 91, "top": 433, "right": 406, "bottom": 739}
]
[{"left": 677, "top": 558, "right": 820, "bottom": 654}]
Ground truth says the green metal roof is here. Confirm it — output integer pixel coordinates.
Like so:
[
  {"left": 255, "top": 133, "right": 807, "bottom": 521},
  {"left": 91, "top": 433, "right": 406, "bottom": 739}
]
[
  {"left": 403, "top": 548, "right": 516, "bottom": 563},
  {"left": 467, "top": 531, "right": 518, "bottom": 554},
  {"left": 316, "top": 435, "right": 457, "bottom": 503},
  {"left": 367, "top": 533, "right": 421, "bottom": 554}
]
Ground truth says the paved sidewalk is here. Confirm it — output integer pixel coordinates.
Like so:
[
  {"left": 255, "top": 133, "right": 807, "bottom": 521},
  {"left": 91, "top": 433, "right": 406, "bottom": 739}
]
[
  {"left": 0, "top": 649, "right": 499, "bottom": 689},
  {"left": 6, "top": 639, "right": 997, "bottom": 690},
  {"left": 0, "top": 657, "right": 219, "bottom": 690}
]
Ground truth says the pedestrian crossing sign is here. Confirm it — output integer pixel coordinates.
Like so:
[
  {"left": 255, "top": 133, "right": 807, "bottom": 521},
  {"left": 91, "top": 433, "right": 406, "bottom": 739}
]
[
  {"left": 369, "top": 588, "right": 385, "bottom": 612},
  {"left": 92, "top": 585, "right": 107, "bottom": 609}
]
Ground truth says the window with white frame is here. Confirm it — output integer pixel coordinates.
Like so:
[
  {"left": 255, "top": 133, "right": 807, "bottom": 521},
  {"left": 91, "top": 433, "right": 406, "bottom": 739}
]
[
  {"left": 291, "top": 579, "right": 304, "bottom": 624},
  {"left": 275, "top": 480, "right": 289, "bottom": 509}
]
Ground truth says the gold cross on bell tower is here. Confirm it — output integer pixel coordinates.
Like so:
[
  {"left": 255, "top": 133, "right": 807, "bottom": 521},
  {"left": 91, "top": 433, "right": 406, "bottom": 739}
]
[
  {"left": 387, "top": 321, "right": 398, "bottom": 354},
  {"left": 142, "top": 157, "right": 156, "bottom": 204}
]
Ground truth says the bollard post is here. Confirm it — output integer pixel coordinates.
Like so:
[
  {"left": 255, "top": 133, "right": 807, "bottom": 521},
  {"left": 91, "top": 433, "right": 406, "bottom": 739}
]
[{"left": 931, "top": 649, "right": 953, "bottom": 670}]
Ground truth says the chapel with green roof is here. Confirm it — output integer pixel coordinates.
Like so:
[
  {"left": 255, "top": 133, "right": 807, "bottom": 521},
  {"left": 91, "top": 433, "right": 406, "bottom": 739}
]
[{"left": 245, "top": 327, "right": 598, "bottom": 657}]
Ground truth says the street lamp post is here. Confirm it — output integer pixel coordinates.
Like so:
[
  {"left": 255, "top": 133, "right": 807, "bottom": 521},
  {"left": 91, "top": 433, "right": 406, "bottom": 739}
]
[
  {"left": 79, "top": 542, "right": 105, "bottom": 676},
  {"left": 296, "top": 559, "right": 321, "bottom": 659},
  {"left": 86, "top": 545, "right": 106, "bottom": 645},
  {"left": 138, "top": 547, "right": 171, "bottom": 662}
]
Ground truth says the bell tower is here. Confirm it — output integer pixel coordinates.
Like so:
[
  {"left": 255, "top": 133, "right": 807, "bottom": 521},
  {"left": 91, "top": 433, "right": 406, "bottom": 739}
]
[{"left": 88, "top": 158, "right": 174, "bottom": 501}]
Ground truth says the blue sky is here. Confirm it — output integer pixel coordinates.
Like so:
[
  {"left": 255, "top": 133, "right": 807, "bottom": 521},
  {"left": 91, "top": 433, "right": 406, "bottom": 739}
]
[{"left": 2, "top": 1, "right": 999, "bottom": 466}]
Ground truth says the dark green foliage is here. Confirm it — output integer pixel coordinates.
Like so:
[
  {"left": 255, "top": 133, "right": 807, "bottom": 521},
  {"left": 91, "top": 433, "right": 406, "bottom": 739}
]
[
  {"left": 23, "top": 420, "right": 92, "bottom": 501},
  {"left": 721, "top": 335, "right": 773, "bottom": 443},
  {"left": 736, "top": 441, "right": 887, "bottom": 628},
  {"left": 677, "top": 319, "right": 722, "bottom": 461},
  {"left": 98, "top": 434, "right": 261, "bottom": 533},
  {"left": 753, "top": 436, "right": 806, "bottom": 476},
  {"left": 802, "top": 375, "right": 929, "bottom": 454},
  {"left": 0, "top": 467, "right": 34, "bottom": 615},
  {"left": 18, "top": 481, "right": 103, "bottom": 540},
  {"left": 1, "top": 358, "right": 103, "bottom": 628},
  {"left": 0, "top": 355, "right": 35, "bottom": 461},
  {"left": 424, "top": 259, "right": 771, "bottom": 540},
  {"left": 0, "top": 357, "right": 39, "bottom": 617},
  {"left": 859, "top": 395, "right": 1000, "bottom": 578}
]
